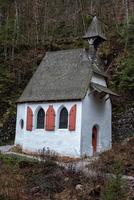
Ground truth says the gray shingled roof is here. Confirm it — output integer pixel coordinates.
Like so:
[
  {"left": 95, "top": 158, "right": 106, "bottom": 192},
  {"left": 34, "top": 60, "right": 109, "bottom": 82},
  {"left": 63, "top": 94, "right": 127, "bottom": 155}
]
[
  {"left": 83, "top": 16, "right": 106, "bottom": 40},
  {"left": 18, "top": 49, "right": 93, "bottom": 103}
]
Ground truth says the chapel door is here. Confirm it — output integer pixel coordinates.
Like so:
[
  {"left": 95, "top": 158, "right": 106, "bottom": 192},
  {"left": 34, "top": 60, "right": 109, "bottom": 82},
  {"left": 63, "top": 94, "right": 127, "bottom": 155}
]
[{"left": 92, "top": 126, "right": 97, "bottom": 154}]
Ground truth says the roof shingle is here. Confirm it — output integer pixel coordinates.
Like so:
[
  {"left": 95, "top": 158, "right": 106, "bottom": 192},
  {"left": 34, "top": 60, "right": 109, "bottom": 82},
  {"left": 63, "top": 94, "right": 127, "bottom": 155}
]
[{"left": 18, "top": 49, "right": 93, "bottom": 103}]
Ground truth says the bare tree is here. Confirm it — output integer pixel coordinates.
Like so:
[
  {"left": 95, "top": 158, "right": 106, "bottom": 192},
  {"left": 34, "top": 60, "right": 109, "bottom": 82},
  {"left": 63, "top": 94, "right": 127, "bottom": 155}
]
[
  {"left": 33, "top": 0, "right": 39, "bottom": 45},
  {"left": 4, "top": 12, "right": 9, "bottom": 61},
  {"left": 11, "top": 0, "right": 19, "bottom": 62},
  {"left": 124, "top": 0, "right": 129, "bottom": 26}
]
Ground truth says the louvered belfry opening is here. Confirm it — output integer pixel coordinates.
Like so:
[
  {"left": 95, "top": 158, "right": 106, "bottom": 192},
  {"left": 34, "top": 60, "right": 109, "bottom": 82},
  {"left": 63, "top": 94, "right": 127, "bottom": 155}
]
[
  {"left": 37, "top": 108, "right": 45, "bottom": 129},
  {"left": 59, "top": 107, "right": 68, "bottom": 129}
]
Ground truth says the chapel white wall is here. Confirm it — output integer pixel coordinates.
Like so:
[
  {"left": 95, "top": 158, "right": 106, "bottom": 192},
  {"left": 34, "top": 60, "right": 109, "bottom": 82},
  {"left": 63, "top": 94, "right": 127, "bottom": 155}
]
[
  {"left": 15, "top": 73, "right": 112, "bottom": 158},
  {"left": 91, "top": 73, "right": 107, "bottom": 86},
  {"left": 81, "top": 74, "right": 112, "bottom": 156},
  {"left": 15, "top": 103, "right": 26, "bottom": 146},
  {"left": 15, "top": 101, "right": 82, "bottom": 157}
]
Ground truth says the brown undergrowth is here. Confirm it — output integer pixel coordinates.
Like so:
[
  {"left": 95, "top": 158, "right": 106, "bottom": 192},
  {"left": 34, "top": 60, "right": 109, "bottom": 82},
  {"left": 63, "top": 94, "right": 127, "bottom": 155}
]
[
  {"left": 1, "top": 138, "right": 134, "bottom": 200},
  {"left": 11, "top": 145, "right": 81, "bottom": 163},
  {"left": 0, "top": 153, "right": 105, "bottom": 200},
  {"left": 90, "top": 137, "right": 134, "bottom": 176}
]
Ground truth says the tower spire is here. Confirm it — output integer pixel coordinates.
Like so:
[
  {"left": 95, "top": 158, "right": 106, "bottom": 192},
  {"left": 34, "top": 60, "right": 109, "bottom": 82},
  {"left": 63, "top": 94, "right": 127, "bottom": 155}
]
[{"left": 83, "top": 16, "right": 106, "bottom": 49}]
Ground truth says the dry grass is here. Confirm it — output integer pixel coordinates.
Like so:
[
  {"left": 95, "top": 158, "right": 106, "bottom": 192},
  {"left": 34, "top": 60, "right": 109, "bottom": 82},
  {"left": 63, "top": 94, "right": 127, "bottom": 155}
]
[
  {"left": 0, "top": 153, "right": 105, "bottom": 200},
  {"left": 1, "top": 137, "right": 134, "bottom": 200},
  {"left": 11, "top": 146, "right": 80, "bottom": 163},
  {"left": 10, "top": 144, "right": 22, "bottom": 153},
  {"left": 35, "top": 148, "right": 80, "bottom": 163},
  {"left": 0, "top": 156, "right": 29, "bottom": 199},
  {"left": 90, "top": 137, "right": 134, "bottom": 176}
]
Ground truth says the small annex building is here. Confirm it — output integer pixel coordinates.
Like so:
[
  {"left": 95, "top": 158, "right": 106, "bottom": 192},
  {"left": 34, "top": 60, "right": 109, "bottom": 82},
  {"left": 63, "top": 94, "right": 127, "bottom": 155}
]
[{"left": 15, "top": 16, "right": 118, "bottom": 157}]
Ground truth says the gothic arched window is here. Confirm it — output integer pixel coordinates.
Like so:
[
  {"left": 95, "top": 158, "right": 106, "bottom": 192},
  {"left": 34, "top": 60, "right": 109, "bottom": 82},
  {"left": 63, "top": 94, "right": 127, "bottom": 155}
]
[
  {"left": 59, "top": 107, "right": 68, "bottom": 129},
  {"left": 37, "top": 108, "right": 45, "bottom": 129}
]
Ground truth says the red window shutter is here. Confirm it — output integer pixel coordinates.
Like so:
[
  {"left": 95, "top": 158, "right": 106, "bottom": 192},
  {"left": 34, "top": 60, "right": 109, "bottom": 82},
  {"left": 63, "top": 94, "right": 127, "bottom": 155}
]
[
  {"left": 46, "top": 105, "right": 55, "bottom": 131},
  {"left": 69, "top": 105, "right": 77, "bottom": 131},
  {"left": 26, "top": 106, "right": 33, "bottom": 131}
]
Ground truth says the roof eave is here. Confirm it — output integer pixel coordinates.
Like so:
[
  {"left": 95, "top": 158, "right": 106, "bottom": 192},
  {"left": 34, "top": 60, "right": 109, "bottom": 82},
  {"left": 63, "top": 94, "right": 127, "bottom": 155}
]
[
  {"left": 16, "top": 98, "right": 82, "bottom": 104},
  {"left": 90, "top": 82, "right": 119, "bottom": 97},
  {"left": 82, "top": 35, "right": 107, "bottom": 41},
  {"left": 93, "top": 70, "right": 109, "bottom": 78}
]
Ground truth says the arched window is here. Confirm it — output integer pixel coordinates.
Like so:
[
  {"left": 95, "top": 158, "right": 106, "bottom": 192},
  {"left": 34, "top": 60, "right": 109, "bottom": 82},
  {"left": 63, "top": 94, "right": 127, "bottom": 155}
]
[
  {"left": 59, "top": 107, "right": 68, "bottom": 129},
  {"left": 37, "top": 108, "right": 45, "bottom": 129},
  {"left": 20, "top": 119, "right": 24, "bottom": 129}
]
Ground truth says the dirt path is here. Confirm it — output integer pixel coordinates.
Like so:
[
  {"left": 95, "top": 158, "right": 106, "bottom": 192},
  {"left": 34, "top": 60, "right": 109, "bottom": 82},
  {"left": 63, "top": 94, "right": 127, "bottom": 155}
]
[
  {"left": 0, "top": 145, "right": 13, "bottom": 153},
  {"left": 5, "top": 150, "right": 98, "bottom": 173}
]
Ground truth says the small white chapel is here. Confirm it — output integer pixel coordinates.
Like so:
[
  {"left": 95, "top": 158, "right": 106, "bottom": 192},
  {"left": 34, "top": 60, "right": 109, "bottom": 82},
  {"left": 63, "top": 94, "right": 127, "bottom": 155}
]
[{"left": 15, "top": 16, "right": 118, "bottom": 157}]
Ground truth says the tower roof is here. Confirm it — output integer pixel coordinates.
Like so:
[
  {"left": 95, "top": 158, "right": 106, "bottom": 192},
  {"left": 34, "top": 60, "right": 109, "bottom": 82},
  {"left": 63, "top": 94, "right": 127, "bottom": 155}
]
[{"left": 83, "top": 16, "right": 106, "bottom": 40}]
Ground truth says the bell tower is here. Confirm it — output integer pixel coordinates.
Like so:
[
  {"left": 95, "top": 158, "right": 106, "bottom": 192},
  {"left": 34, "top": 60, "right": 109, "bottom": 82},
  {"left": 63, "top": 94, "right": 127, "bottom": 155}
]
[{"left": 83, "top": 16, "right": 106, "bottom": 62}]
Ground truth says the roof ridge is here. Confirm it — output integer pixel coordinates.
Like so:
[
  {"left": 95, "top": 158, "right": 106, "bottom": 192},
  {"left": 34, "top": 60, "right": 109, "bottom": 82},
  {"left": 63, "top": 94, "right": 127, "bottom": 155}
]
[{"left": 46, "top": 48, "right": 83, "bottom": 54}]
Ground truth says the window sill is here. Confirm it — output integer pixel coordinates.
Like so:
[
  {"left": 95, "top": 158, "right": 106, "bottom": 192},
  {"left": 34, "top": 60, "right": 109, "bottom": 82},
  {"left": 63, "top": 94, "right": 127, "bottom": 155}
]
[{"left": 58, "top": 128, "right": 68, "bottom": 131}]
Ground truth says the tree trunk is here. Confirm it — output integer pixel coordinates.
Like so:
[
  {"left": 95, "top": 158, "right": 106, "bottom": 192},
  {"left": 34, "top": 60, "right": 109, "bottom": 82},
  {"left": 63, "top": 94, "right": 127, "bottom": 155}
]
[
  {"left": 124, "top": 0, "right": 129, "bottom": 26},
  {"left": 33, "top": 0, "right": 39, "bottom": 46},
  {"left": 4, "top": 13, "right": 9, "bottom": 61}
]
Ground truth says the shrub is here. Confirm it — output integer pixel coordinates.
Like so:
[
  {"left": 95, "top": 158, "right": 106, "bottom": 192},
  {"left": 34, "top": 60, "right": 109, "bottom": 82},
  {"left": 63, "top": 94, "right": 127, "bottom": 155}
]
[
  {"left": 36, "top": 147, "right": 58, "bottom": 161},
  {"left": 118, "top": 56, "right": 134, "bottom": 90},
  {"left": 10, "top": 144, "right": 22, "bottom": 153},
  {"left": 100, "top": 161, "right": 129, "bottom": 200}
]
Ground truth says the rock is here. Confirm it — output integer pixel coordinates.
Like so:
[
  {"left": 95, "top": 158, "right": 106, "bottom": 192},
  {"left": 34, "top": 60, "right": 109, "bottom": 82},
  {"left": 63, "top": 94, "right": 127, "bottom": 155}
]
[
  {"left": 31, "top": 186, "right": 40, "bottom": 194},
  {"left": 122, "top": 137, "right": 131, "bottom": 145},
  {"left": 75, "top": 184, "right": 83, "bottom": 191},
  {"left": 112, "top": 105, "right": 134, "bottom": 142},
  {"left": 64, "top": 177, "right": 69, "bottom": 182}
]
